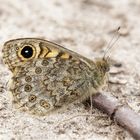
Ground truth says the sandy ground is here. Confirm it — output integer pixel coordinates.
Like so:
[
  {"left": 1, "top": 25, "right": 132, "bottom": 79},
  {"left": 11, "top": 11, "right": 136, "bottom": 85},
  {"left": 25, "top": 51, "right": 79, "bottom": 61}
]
[{"left": 0, "top": 0, "right": 140, "bottom": 140}]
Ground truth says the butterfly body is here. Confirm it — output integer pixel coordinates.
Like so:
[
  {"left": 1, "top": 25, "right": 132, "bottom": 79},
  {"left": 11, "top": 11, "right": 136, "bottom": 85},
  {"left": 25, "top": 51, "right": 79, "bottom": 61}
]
[{"left": 2, "top": 38, "right": 109, "bottom": 115}]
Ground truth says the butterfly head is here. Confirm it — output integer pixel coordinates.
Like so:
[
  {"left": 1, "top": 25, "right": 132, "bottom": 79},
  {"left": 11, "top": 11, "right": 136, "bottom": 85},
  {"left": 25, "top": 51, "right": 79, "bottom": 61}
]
[{"left": 95, "top": 57, "right": 110, "bottom": 75}]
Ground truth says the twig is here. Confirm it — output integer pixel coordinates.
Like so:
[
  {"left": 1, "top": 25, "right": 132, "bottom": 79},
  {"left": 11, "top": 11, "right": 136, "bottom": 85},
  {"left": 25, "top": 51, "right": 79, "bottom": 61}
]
[{"left": 92, "top": 92, "right": 140, "bottom": 140}]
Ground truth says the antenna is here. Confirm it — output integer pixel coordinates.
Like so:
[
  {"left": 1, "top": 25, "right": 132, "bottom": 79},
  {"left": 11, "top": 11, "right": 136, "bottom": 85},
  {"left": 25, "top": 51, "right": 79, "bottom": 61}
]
[{"left": 103, "top": 27, "right": 121, "bottom": 60}]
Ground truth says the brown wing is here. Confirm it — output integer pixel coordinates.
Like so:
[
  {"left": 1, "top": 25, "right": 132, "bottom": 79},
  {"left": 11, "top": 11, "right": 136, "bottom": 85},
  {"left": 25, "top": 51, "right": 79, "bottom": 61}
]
[{"left": 4, "top": 38, "right": 99, "bottom": 116}]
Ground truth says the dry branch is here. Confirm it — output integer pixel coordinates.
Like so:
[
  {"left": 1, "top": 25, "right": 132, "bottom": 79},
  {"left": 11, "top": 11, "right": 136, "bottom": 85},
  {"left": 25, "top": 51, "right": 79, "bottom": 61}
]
[{"left": 92, "top": 92, "right": 140, "bottom": 140}]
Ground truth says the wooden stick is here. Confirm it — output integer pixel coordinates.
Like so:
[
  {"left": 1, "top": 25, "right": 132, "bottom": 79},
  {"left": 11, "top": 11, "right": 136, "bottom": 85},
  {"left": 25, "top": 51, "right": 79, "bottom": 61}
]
[{"left": 92, "top": 92, "right": 140, "bottom": 140}]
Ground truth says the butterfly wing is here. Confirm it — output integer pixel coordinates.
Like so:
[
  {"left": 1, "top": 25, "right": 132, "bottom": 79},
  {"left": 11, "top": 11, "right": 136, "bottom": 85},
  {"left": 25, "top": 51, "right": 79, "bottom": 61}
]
[{"left": 4, "top": 38, "right": 100, "bottom": 115}]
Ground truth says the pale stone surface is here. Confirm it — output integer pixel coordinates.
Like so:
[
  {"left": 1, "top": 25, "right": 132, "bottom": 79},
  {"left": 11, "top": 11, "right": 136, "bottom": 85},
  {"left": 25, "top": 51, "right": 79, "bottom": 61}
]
[{"left": 0, "top": 0, "right": 139, "bottom": 139}]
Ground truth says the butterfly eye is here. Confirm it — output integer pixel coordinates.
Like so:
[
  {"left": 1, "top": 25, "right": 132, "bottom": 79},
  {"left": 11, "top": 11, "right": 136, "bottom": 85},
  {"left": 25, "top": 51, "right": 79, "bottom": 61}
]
[{"left": 21, "top": 45, "right": 33, "bottom": 58}]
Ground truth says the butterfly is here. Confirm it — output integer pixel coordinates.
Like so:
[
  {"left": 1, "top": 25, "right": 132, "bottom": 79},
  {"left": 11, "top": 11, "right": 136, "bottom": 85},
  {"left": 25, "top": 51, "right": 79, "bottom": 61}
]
[{"left": 2, "top": 38, "right": 109, "bottom": 116}]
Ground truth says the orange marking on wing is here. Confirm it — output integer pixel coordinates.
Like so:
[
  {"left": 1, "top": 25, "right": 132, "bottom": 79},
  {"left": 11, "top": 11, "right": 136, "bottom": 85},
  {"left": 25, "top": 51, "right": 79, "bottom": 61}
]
[
  {"left": 60, "top": 53, "right": 70, "bottom": 59},
  {"left": 46, "top": 50, "right": 59, "bottom": 58}
]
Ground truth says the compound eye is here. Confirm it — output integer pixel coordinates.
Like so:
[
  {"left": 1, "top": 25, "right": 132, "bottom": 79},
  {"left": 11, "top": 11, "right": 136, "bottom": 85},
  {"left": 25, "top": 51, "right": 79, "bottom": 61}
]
[{"left": 21, "top": 45, "right": 33, "bottom": 58}]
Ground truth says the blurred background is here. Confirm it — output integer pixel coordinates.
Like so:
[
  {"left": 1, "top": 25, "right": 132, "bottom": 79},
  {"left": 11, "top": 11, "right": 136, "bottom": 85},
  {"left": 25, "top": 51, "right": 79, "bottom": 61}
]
[{"left": 0, "top": 0, "right": 140, "bottom": 140}]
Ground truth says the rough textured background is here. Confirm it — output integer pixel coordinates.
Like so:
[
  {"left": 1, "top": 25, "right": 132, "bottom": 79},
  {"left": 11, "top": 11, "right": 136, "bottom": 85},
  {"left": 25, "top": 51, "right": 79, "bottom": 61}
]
[{"left": 0, "top": 0, "right": 140, "bottom": 140}]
